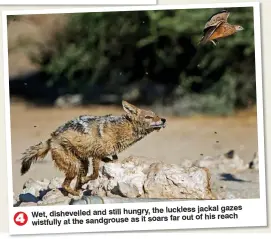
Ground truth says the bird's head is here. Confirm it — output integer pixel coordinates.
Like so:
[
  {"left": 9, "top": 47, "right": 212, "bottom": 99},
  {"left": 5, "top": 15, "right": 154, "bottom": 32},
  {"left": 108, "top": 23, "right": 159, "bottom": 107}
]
[{"left": 235, "top": 25, "right": 244, "bottom": 31}]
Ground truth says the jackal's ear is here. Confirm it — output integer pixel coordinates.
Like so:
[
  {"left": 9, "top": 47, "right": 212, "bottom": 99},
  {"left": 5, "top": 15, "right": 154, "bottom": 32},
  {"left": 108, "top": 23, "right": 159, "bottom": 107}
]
[{"left": 122, "top": 100, "right": 138, "bottom": 115}]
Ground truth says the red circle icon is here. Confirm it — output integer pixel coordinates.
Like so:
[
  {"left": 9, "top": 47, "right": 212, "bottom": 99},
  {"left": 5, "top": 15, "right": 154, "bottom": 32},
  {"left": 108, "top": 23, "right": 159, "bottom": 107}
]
[{"left": 14, "top": 212, "right": 28, "bottom": 226}]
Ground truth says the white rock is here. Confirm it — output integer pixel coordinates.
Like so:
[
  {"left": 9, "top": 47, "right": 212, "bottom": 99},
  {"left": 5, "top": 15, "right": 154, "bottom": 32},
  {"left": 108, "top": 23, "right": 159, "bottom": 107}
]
[
  {"left": 248, "top": 152, "right": 259, "bottom": 170},
  {"left": 180, "top": 158, "right": 194, "bottom": 168},
  {"left": 21, "top": 186, "right": 38, "bottom": 197},
  {"left": 118, "top": 182, "right": 140, "bottom": 198},
  {"left": 38, "top": 188, "right": 71, "bottom": 206},
  {"left": 23, "top": 178, "right": 49, "bottom": 196},
  {"left": 107, "top": 179, "right": 118, "bottom": 191},
  {"left": 144, "top": 163, "right": 215, "bottom": 199},
  {"left": 195, "top": 150, "right": 248, "bottom": 173},
  {"left": 103, "top": 159, "right": 146, "bottom": 196},
  {"left": 48, "top": 177, "right": 64, "bottom": 189}
]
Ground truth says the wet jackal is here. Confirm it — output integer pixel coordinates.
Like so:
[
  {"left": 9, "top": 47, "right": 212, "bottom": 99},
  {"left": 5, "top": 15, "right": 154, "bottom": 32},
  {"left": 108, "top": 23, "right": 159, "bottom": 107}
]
[{"left": 20, "top": 101, "right": 166, "bottom": 196}]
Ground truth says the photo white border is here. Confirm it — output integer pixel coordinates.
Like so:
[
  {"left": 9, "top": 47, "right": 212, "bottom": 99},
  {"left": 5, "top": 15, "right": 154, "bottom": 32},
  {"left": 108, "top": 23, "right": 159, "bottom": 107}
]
[
  {"left": 2, "top": 2, "right": 267, "bottom": 235},
  {"left": 0, "top": 0, "right": 157, "bottom": 6}
]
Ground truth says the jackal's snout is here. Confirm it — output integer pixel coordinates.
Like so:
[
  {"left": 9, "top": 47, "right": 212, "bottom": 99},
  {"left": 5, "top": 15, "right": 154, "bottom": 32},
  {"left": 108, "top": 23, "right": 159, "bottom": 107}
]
[
  {"left": 151, "top": 117, "right": 166, "bottom": 130},
  {"left": 160, "top": 118, "right": 166, "bottom": 128}
]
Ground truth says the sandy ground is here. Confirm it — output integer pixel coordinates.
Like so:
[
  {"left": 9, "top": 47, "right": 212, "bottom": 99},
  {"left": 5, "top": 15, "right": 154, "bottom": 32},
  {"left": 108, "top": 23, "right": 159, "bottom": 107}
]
[{"left": 10, "top": 102, "right": 259, "bottom": 196}]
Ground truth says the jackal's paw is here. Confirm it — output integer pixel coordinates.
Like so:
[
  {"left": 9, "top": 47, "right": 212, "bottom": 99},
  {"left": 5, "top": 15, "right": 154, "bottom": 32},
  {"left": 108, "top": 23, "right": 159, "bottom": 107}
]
[
  {"left": 80, "top": 176, "right": 90, "bottom": 184},
  {"left": 63, "top": 186, "right": 81, "bottom": 197},
  {"left": 112, "top": 154, "right": 118, "bottom": 160},
  {"left": 78, "top": 189, "right": 84, "bottom": 197},
  {"left": 101, "top": 157, "right": 113, "bottom": 163},
  {"left": 101, "top": 155, "right": 118, "bottom": 163},
  {"left": 68, "top": 189, "right": 83, "bottom": 199}
]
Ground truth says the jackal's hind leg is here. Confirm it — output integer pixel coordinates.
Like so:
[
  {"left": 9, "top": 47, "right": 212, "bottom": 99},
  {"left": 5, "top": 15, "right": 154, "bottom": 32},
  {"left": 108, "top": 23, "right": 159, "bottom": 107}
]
[
  {"left": 50, "top": 142, "right": 81, "bottom": 196},
  {"left": 75, "top": 158, "right": 89, "bottom": 191},
  {"left": 62, "top": 176, "right": 80, "bottom": 196},
  {"left": 81, "top": 157, "right": 100, "bottom": 184}
]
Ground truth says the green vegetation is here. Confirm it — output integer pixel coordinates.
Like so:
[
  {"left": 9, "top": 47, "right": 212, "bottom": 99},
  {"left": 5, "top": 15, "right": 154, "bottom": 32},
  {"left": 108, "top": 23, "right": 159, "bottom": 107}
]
[{"left": 26, "top": 7, "right": 256, "bottom": 115}]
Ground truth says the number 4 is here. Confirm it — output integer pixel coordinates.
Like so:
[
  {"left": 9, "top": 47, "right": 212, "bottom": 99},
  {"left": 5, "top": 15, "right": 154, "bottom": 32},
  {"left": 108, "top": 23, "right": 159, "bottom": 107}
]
[
  {"left": 15, "top": 213, "right": 25, "bottom": 224},
  {"left": 14, "top": 211, "right": 28, "bottom": 226}
]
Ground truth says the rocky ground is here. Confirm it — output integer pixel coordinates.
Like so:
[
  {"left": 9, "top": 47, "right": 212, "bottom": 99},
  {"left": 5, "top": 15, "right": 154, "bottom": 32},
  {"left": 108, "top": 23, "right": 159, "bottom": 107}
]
[{"left": 13, "top": 151, "right": 259, "bottom": 207}]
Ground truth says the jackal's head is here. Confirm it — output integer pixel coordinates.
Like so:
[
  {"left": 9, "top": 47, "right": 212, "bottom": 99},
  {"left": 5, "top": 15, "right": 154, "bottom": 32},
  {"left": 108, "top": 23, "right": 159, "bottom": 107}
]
[{"left": 122, "top": 100, "right": 166, "bottom": 132}]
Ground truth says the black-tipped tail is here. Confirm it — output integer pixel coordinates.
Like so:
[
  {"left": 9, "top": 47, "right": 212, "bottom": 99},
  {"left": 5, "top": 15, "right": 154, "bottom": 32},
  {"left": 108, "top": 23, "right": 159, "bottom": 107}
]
[
  {"left": 20, "top": 139, "right": 51, "bottom": 175},
  {"left": 21, "top": 158, "right": 33, "bottom": 175}
]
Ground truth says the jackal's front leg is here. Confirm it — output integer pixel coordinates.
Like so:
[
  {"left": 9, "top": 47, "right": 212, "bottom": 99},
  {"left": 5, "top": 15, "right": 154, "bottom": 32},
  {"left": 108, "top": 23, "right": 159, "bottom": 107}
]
[
  {"left": 112, "top": 154, "right": 118, "bottom": 160},
  {"left": 101, "top": 154, "right": 118, "bottom": 163},
  {"left": 81, "top": 157, "right": 100, "bottom": 184}
]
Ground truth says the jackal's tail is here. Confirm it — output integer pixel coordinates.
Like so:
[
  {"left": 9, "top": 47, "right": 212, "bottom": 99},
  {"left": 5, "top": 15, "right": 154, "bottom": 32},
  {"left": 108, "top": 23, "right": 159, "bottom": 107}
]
[{"left": 20, "top": 139, "right": 51, "bottom": 175}]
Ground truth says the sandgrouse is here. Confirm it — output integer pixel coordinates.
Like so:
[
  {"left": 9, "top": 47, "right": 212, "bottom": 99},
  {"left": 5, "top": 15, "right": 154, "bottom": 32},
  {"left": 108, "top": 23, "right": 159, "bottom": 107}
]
[{"left": 199, "top": 10, "right": 244, "bottom": 46}]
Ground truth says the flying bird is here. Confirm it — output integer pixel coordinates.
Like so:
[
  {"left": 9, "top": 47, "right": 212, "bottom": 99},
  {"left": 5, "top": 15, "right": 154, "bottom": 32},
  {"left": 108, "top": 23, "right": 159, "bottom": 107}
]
[{"left": 199, "top": 10, "right": 244, "bottom": 46}]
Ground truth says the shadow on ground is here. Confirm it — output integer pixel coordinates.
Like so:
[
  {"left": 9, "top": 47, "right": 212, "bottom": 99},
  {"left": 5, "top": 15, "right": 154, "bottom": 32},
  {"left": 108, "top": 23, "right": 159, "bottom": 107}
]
[{"left": 219, "top": 173, "right": 250, "bottom": 183}]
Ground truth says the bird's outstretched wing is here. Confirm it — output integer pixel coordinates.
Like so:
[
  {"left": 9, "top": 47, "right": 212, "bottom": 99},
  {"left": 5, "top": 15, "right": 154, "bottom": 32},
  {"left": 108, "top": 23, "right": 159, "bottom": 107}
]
[
  {"left": 204, "top": 10, "right": 230, "bottom": 29},
  {"left": 199, "top": 20, "right": 224, "bottom": 45}
]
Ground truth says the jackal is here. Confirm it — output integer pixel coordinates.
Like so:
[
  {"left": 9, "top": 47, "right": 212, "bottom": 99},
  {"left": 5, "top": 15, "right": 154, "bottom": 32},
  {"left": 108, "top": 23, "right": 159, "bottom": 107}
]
[{"left": 20, "top": 101, "right": 166, "bottom": 196}]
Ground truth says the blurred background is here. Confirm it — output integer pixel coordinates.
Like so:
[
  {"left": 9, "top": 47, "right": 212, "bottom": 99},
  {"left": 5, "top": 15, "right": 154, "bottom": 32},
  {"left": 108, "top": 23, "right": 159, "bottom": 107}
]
[
  {"left": 8, "top": 7, "right": 256, "bottom": 115},
  {"left": 7, "top": 7, "right": 259, "bottom": 194}
]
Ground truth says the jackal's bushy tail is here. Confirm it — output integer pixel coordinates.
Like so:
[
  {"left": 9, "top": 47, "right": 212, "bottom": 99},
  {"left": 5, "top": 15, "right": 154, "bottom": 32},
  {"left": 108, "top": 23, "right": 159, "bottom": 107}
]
[{"left": 20, "top": 139, "right": 51, "bottom": 175}]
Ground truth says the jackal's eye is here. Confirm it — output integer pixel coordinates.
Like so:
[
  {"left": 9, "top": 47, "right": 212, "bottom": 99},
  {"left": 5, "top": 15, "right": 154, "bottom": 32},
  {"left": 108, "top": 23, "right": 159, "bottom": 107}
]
[{"left": 145, "top": 116, "right": 153, "bottom": 119}]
